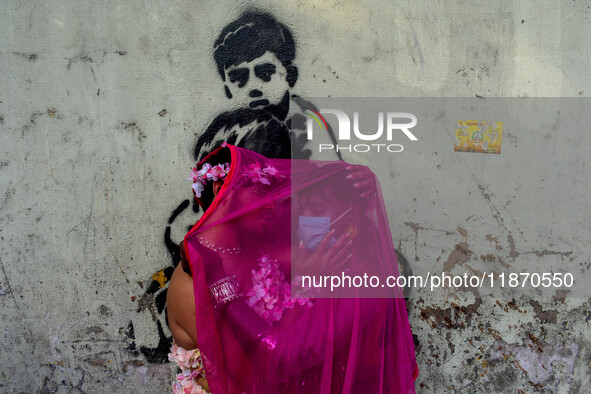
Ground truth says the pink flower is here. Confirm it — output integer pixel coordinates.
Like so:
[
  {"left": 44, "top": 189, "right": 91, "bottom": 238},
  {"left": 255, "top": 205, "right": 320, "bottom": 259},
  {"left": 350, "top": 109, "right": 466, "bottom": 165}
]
[
  {"left": 263, "top": 166, "right": 278, "bottom": 176},
  {"left": 246, "top": 255, "right": 312, "bottom": 323},
  {"left": 197, "top": 163, "right": 212, "bottom": 178},
  {"left": 192, "top": 182, "right": 205, "bottom": 198},
  {"left": 243, "top": 163, "right": 283, "bottom": 186},
  {"left": 173, "top": 381, "right": 182, "bottom": 392},
  {"left": 189, "top": 163, "right": 229, "bottom": 198}
]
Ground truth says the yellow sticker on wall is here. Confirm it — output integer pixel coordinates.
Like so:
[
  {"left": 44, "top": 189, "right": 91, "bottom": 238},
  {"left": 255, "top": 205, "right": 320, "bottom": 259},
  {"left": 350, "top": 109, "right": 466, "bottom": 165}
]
[{"left": 455, "top": 120, "right": 502, "bottom": 154}]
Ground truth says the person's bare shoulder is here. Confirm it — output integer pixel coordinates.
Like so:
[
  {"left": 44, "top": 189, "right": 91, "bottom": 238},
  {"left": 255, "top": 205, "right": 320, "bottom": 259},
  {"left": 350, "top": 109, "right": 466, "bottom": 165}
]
[{"left": 167, "top": 265, "right": 198, "bottom": 349}]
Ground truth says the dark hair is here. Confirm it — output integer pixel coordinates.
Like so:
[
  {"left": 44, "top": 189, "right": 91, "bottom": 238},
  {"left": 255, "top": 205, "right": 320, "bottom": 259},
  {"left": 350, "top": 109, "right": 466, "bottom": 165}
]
[
  {"left": 197, "top": 147, "right": 232, "bottom": 211},
  {"left": 214, "top": 11, "right": 298, "bottom": 88},
  {"left": 194, "top": 108, "right": 291, "bottom": 162}
]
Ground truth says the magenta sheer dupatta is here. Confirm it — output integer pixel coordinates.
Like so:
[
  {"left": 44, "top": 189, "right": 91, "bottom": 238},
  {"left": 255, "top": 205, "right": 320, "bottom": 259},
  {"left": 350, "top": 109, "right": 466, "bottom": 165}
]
[{"left": 184, "top": 144, "right": 418, "bottom": 393}]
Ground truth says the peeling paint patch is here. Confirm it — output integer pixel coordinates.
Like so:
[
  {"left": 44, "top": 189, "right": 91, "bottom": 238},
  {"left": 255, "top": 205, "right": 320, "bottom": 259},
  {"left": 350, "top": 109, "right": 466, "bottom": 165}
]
[
  {"left": 489, "top": 339, "right": 578, "bottom": 385},
  {"left": 553, "top": 290, "right": 569, "bottom": 303},
  {"left": 530, "top": 300, "right": 558, "bottom": 323},
  {"left": 419, "top": 297, "right": 481, "bottom": 330},
  {"left": 495, "top": 299, "right": 524, "bottom": 313}
]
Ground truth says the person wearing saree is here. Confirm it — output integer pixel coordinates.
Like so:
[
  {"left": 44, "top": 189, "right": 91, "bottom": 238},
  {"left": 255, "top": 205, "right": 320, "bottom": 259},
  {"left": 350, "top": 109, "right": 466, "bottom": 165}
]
[{"left": 167, "top": 144, "right": 418, "bottom": 393}]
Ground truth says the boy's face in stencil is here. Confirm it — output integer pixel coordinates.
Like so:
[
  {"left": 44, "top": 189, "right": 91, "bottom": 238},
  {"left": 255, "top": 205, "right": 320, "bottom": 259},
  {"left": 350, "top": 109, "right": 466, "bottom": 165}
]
[{"left": 224, "top": 51, "right": 291, "bottom": 110}]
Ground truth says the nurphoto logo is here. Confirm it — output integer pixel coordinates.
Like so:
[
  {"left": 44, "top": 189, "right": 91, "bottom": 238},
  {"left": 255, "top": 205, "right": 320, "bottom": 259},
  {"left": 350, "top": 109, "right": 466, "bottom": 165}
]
[{"left": 305, "top": 108, "right": 418, "bottom": 153}]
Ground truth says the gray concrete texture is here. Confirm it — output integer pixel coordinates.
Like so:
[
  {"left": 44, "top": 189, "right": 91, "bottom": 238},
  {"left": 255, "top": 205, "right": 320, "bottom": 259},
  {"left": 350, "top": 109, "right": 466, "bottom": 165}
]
[{"left": 1, "top": 0, "right": 589, "bottom": 392}]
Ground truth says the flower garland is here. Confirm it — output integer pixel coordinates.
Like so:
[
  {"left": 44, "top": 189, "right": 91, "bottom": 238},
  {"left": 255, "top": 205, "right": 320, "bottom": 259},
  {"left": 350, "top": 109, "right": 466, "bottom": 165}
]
[
  {"left": 168, "top": 343, "right": 209, "bottom": 394},
  {"left": 246, "top": 255, "right": 312, "bottom": 323},
  {"left": 189, "top": 162, "right": 230, "bottom": 198},
  {"left": 190, "top": 159, "right": 285, "bottom": 199}
]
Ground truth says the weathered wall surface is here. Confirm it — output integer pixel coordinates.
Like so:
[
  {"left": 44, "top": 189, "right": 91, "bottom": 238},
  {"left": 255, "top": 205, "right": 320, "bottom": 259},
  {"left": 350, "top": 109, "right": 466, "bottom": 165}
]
[{"left": 1, "top": 0, "right": 589, "bottom": 392}]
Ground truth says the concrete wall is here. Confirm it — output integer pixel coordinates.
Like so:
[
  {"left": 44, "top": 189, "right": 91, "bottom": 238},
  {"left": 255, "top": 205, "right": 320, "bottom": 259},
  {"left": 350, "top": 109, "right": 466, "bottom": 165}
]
[{"left": 1, "top": 0, "right": 589, "bottom": 392}]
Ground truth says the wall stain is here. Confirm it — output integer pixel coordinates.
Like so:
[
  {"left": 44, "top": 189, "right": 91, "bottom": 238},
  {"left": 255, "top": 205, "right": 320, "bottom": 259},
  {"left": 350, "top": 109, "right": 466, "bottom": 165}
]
[
  {"left": 419, "top": 297, "right": 481, "bottom": 330},
  {"left": 84, "top": 355, "right": 112, "bottom": 369},
  {"left": 119, "top": 122, "right": 146, "bottom": 144},
  {"left": 507, "top": 233, "right": 519, "bottom": 259},
  {"left": 495, "top": 299, "right": 525, "bottom": 313},
  {"left": 99, "top": 304, "right": 112, "bottom": 316},
  {"left": 84, "top": 326, "right": 104, "bottom": 335},
  {"left": 474, "top": 181, "right": 509, "bottom": 232},
  {"left": 489, "top": 334, "right": 578, "bottom": 387},
  {"left": 443, "top": 242, "right": 472, "bottom": 271},
  {"left": 13, "top": 52, "right": 38, "bottom": 61},
  {"left": 122, "top": 359, "right": 145, "bottom": 373},
  {"left": 485, "top": 234, "right": 503, "bottom": 250},
  {"left": 525, "top": 249, "right": 572, "bottom": 259},
  {"left": 477, "top": 184, "right": 491, "bottom": 202},
  {"left": 404, "top": 221, "right": 454, "bottom": 262},
  {"left": 21, "top": 111, "right": 46, "bottom": 136},
  {"left": 479, "top": 254, "right": 496, "bottom": 262},
  {"left": 457, "top": 226, "right": 468, "bottom": 240},
  {"left": 66, "top": 52, "right": 94, "bottom": 70},
  {"left": 445, "top": 332, "right": 455, "bottom": 354},
  {"left": 496, "top": 257, "right": 511, "bottom": 269}
]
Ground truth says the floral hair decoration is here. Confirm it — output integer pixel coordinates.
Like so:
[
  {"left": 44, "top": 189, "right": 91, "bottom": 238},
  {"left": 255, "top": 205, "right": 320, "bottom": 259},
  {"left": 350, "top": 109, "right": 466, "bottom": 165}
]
[{"left": 190, "top": 162, "right": 230, "bottom": 198}]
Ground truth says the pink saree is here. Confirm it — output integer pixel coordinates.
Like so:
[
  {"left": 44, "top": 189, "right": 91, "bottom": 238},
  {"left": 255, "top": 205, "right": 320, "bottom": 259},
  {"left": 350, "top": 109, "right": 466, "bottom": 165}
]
[{"left": 184, "top": 144, "right": 418, "bottom": 393}]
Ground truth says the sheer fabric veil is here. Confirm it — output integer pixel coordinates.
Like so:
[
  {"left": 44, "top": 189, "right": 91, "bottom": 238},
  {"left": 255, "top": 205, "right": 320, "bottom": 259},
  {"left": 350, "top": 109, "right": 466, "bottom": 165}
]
[{"left": 184, "top": 144, "right": 418, "bottom": 393}]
